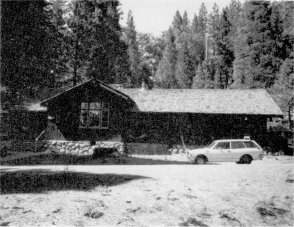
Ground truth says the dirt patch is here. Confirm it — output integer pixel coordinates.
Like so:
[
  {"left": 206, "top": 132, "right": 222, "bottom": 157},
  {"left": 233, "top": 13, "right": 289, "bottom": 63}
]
[
  {"left": 84, "top": 210, "right": 104, "bottom": 219},
  {"left": 179, "top": 217, "right": 208, "bottom": 226},
  {"left": 126, "top": 207, "right": 141, "bottom": 214},
  {"left": 286, "top": 174, "right": 294, "bottom": 183},
  {"left": 219, "top": 210, "right": 242, "bottom": 226},
  {"left": 255, "top": 196, "right": 293, "bottom": 225}
]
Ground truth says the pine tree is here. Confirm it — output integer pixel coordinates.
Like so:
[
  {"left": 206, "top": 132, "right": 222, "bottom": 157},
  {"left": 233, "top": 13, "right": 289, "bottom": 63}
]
[
  {"left": 182, "top": 11, "right": 190, "bottom": 34},
  {"left": 1, "top": 0, "right": 57, "bottom": 105},
  {"left": 198, "top": 3, "right": 208, "bottom": 37},
  {"left": 175, "top": 41, "right": 194, "bottom": 88},
  {"left": 203, "top": 60, "right": 214, "bottom": 88},
  {"left": 113, "top": 41, "right": 131, "bottom": 84},
  {"left": 198, "top": 3, "right": 208, "bottom": 62},
  {"left": 189, "top": 4, "right": 208, "bottom": 75},
  {"left": 214, "top": 68, "right": 221, "bottom": 88},
  {"left": 154, "top": 29, "right": 177, "bottom": 88},
  {"left": 208, "top": 3, "right": 221, "bottom": 56},
  {"left": 66, "top": 0, "right": 91, "bottom": 85},
  {"left": 272, "top": 56, "right": 294, "bottom": 125},
  {"left": 227, "top": 0, "right": 242, "bottom": 42},
  {"left": 87, "top": 0, "right": 127, "bottom": 84},
  {"left": 66, "top": 0, "right": 127, "bottom": 85},
  {"left": 137, "top": 33, "right": 165, "bottom": 76},
  {"left": 191, "top": 14, "right": 199, "bottom": 34},
  {"left": 232, "top": 1, "right": 283, "bottom": 88},
  {"left": 172, "top": 10, "right": 183, "bottom": 45},
  {"left": 49, "top": 0, "right": 69, "bottom": 87},
  {"left": 280, "top": 1, "right": 294, "bottom": 38},
  {"left": 124, "top": 10, "right": 141, "bottom": 87},
  {"left": 180, "top": 11, "right": 191, "bottom": 48},
  {"left": 192, "top": 64, "right": 205, "bottom": 88},
  {"left": 217, "top": 9, "right": 234, "bottom": 88},
  {"left": 190, "top": 14, "right": 202, "bottom": 68}
]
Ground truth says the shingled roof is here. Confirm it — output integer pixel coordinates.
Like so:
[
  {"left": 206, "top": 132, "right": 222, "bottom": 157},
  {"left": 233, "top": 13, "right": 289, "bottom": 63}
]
[{"left": 120, "top": 88, "right": 283, "bottom": 116}]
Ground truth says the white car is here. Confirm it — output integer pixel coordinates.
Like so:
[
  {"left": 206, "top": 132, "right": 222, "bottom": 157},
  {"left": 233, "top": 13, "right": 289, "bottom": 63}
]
[{"left": 187, "top": 139, "right": 263, "bottom": 164}]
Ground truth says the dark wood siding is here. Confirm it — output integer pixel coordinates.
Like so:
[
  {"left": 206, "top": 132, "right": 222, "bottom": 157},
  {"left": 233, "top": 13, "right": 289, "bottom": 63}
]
[
  {"left": 47, "top": 83, "right": 131, "bottom": 141},
  {"left": 124, "top": 112, "right": 268, "bottom": 146}
]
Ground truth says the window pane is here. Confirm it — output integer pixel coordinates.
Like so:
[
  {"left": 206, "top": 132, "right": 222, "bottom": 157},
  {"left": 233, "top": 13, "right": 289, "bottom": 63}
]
[
  {"left": 81, "top": 102, "right": 88, "bottom": 109},
  {"left": 244, "top": 141, "right": 257, "bottom": 148},
  {"left": 90, "top": 102, "right": 101, "bottom": 110},
  {"left": 207, "top": 141, "right": 217, "bottom": 148},
  {"left": 215, "top": 142, "right": 230, "bottom": 149},
  {"left": 101, "top": 111, "right": 109, "bottom": 128},
  {"left": 80, "top": 110, "right": 88, "bottom": 127},
  {"left": 102, "top": 121, "right": 108, "bottom": 128},
  {"left": 231, "top": 141, "right": 246, "bottom": 149},
  {"left": 102, "top": 111, "right": 109, "bottom": 121},
  {"left": 103, "top": 102, "right": 110, "bottom": 109},
  {"left": 88, "top": 110, "right": 101, "bottom": 127}
]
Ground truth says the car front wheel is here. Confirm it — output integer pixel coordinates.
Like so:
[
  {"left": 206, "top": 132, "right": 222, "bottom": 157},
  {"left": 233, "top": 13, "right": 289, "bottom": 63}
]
[{"left": 195, "top": 156, "right": 206, "bottom": 165}]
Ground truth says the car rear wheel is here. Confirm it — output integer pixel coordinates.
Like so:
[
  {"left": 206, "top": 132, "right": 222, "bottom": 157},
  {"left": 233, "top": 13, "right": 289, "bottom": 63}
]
[
  {"left": 240, "top": 155, "right": 252, "bottom": 164},
  {"left": 195, "top": 156, "right": 206, "bottom": 165}
]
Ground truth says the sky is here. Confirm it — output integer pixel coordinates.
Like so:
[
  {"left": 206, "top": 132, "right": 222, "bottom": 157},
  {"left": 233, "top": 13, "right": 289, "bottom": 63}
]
[{"left": 119, "top": 0, "right": 242, "bottom": 37}]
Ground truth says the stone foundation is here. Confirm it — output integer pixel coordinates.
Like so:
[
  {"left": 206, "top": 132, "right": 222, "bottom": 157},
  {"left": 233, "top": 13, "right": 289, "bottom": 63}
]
[
  {"left": 42, "top": 140, "right": 124, "bottom": 156},
  {"left": 40, "top": 141, "right": 199, "bottom": 156}
]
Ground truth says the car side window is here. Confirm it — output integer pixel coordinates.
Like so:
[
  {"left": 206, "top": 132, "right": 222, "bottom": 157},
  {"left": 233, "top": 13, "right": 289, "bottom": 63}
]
[
  {"left": 244, "top": 141, "right": 258, "bottom": 148},
  {"left": 214, "top": 142, "right": 230, "bottom": 149},
  {"left": 231, "top": 141, "right": 246, "bottom": 149}
]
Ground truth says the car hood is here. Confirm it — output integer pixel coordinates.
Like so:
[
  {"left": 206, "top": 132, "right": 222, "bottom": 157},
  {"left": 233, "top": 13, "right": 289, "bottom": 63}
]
[{"left": 188, "top": 148, "right": 208, "bottom": 154}]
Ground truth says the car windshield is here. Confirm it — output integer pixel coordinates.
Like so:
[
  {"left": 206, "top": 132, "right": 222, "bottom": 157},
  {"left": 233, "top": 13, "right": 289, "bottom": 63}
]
[{"left": 207, "top": 141, "right": 217, "bottom": 148}]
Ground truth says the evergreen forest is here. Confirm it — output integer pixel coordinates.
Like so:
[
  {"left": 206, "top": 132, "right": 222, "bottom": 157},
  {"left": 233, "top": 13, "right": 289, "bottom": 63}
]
[{"left": 1, "top": 0, "right": 293, "bottom": 114}]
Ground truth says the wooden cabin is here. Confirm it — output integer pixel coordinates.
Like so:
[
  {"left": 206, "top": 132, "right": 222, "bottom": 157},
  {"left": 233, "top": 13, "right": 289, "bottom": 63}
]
[{"left": 40, "top": 79, "right": 283, "bottom": 154}]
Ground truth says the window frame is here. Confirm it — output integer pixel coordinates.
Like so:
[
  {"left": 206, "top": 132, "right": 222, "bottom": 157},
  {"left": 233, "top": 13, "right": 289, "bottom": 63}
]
[
  {"left": 230, "top": 141, "right": 246, "bottom": 149},
  {"left": 244, "top": 141, "right": 259, "bottom": 148},
  {"left": 79, "top": 101, "right": 110, "bottom": 129},
  {"left": 214, "top": 142, "right": 230, "bottom": 149}
]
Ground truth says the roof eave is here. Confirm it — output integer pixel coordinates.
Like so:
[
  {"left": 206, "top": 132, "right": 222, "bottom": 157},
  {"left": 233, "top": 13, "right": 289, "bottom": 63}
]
[
  {"left": 40, "top": 79, "right": 132, "bottom": 106},
  {"left": 127, "top": 110, "right": 284, "bottom": 116}
]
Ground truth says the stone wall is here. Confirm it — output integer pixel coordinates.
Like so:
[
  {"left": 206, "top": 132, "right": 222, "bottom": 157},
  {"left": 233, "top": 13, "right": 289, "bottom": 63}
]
[
  {"left": 40, "top": 141, "right": 199, "bottom": 156},
  {"left": 42, "top": 140, "right": 124, "bottom": 156}
]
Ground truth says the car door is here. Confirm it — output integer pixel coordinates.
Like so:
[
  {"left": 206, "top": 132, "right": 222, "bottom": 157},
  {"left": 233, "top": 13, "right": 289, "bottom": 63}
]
[
  {"left": 230, "top": 141, "right": 247, "bottom": 161},
  {"left": 209, "top": 142, "right": 232, "bottom": 162},
  {"left": 243, "top": 140, "right": 261, "bottom": 160}
]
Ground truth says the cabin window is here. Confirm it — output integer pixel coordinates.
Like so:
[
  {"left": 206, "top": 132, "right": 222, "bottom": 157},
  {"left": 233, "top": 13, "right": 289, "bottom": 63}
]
[{"left": 80, "top": 102, "right": 109, "bottom": 129}]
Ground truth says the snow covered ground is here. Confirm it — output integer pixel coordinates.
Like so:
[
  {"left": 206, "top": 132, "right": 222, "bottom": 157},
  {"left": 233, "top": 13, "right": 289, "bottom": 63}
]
[{"left": 0, "top": 156, "right": 293, "bottom": 226}]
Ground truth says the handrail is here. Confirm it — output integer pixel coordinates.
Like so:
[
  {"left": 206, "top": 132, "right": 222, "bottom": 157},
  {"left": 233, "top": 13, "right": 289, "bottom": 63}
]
[{"left": 35, "top": 130, "right": 46, "bottom": 153}]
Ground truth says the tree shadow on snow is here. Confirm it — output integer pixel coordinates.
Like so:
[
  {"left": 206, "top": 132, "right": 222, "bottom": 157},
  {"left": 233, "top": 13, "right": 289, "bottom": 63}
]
[{"left": 0, "top": 168, "right": 147, "bottom": 194}]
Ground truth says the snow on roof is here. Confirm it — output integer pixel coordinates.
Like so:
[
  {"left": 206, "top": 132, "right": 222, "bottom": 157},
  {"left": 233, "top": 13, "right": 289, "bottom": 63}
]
[{"left": 120, "top": 88, "right": 283, "bottom": 116}]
